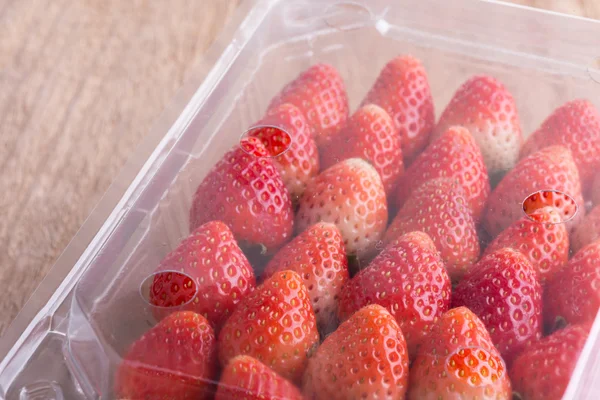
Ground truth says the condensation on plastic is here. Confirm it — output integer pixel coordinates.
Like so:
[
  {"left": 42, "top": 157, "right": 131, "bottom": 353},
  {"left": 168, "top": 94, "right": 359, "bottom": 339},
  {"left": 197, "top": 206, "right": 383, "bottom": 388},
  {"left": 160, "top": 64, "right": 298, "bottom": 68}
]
[{"left": 0, "top": 0, "right": 599, "bottom": 399}]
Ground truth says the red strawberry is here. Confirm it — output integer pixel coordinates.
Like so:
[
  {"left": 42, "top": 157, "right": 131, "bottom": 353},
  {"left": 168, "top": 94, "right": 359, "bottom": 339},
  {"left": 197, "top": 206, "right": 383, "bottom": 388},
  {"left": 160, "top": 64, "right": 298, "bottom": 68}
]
[
  {"left": 395, "top": 125, "right": 490, "bottom": 220},
  {"left": 250, "top": 103, "right": 319, "bottom": 200},
  {"left": 545, "top": 239, "right": 600, "bottom": 328},
  {"left": 483, "top": 206, "right": 569, "bottom": 284},
  {"left": 408, "top": 307, "right": 511, "bottom": 400},
  {"left": 510, "top": 324, "right": 590, "bottom": 400},
  {"left": 115, "top": 311, "right": 217, "bottom": 400},
  {"left": 571, "top": 205, "right": 600, "bottom": 253},
  {"left": 384, "top": 178, "right": 480, "bottom": 281},
  {"left": 337, "top": 231, "right": 451, "bottom": 357},
  {"left": 218, "top": 270, "right": 319, "bottom": 383},
  {"left": 521, "top": 99, "right": 600, "bottom": 195},
  {"left": 268, "top": 64, "right": 349, "bottom": 148},
  {"left": 433, "top": 75, "right": 523, "bottom": 175},
  {"left": 320, "top": 104, "right": 403, "bottom": 195},
  {"left": 149, "top": 221, "right": 255, "bottom": 331},
  {"left": 302, "top": 305, "right": 409, "bottom": 400},
  {"left": 483, "top": 145, "right": 584, "bottom": 237},
  {"left": 452, "top": 248, "right": 543, "bottom": 365},
  {"left": 361, "top": 55, "right": 435, "bottom": 161},
  {"left": 296, "top": 158, "right": 388, "bottom": 258},
  {"left": 215, "top": 355, "right": 304, "bottom": 400},
  {"left": 189, "top": 137, "right": 294, "bottom": 253},
  {"left": 263, "top": 222, "right": 348, "bottom": 334}
]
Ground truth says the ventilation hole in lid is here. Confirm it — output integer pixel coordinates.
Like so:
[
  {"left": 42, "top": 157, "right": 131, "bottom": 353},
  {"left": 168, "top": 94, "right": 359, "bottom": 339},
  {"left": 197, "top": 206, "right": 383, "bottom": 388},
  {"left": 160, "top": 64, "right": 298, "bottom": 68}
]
[
  {"left": 324, "top": 2, "right": 373, "bottom": 31},
  {"left": 240, "top": 125, "right": 292, "bottom": 158},
  {"left": 140, "top": 269, "right": 198, "bottom": 321},
  {"left": 522, "top": 189, "right": 578, "bottom": 224}
]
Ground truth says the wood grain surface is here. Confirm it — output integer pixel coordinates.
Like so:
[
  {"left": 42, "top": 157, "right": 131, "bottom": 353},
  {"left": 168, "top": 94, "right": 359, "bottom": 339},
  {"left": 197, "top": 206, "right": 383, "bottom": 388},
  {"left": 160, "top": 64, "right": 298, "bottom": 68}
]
[{"left": 0, "top": 0, "right": 598, "bottom": 335}]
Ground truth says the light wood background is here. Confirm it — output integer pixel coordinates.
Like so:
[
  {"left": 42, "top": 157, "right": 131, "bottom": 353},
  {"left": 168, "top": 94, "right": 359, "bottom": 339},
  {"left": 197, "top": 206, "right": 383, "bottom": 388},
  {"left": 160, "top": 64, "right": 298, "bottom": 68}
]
[{"left": 0, "top": 0, "right": 598, "bottom": 335}]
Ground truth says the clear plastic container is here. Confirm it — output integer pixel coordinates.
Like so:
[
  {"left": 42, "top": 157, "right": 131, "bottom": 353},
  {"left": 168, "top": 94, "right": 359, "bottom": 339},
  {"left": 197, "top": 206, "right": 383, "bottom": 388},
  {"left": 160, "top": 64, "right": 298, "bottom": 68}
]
[{"left": 1, "top": 0, "right": 600, "bottom": 399}]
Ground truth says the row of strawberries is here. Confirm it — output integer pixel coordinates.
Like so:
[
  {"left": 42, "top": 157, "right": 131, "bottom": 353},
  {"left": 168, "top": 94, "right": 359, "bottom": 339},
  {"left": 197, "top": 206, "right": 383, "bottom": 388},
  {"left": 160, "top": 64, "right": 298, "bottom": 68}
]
[{"left": 114, "top": 55, "right": 600, "bottom": 399}]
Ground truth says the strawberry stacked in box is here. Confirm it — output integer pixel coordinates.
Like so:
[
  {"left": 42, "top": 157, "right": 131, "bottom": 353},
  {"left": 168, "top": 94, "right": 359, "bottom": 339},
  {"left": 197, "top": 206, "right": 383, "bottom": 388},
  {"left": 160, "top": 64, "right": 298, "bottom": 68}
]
[{"left": 114, "top": 57, "right": 600, "bottom": 400}]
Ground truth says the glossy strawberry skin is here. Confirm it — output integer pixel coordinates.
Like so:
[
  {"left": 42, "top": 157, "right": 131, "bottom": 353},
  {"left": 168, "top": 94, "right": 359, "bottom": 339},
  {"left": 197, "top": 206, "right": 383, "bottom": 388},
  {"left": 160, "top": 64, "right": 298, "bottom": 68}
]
[
  {"left": 483, "top": 145, "right": 584, "bottom": 237},
  {"left": 510, "top": 324, "right": 590, "bottom": 400},
  {"left": 149, "top": 221, "right": 256, "bottom": 331},
  {"left": 483, "top": 207, "right": 568, "bottom": 284},
  {"left": 385, "top": 178, "right": 480, "bottom": 281},
  {"left": 408, "top": 307, "right": 511, "bottom": 400},
  {"left": 250, "top": 103, "right": 319, "bottom": 200},
  {"left": 115, "top": 311, "right": 218, "bottom": 400},
  {"left": 218, "top": 270, "right": 319, "bottom": 383},
  {"left": 452, "top": 248, "right": 543, "bottom": 365},
  {"left": 320, "top": 104, "right": 403, "bottom": 195},
  {"left": 521, "top": 99, "right": 600, "bottom": 195},
  {"left": 337, "top": 231, "right": 451, "bottom": 357},
  {"left": 263, "top": 222, "right": 348, "bottom": 334},
  {"left": 302, "top": 305, "right": 409, "bottom": 400},
  {"left": 433, "top": 75, "right": 523, "bottom": 175},
  {"left": 296, "top": 158, "right": 388, "bottom": 258},
  {"left": 362, "top": 55, "right": 435, "bottom": 162},
  {"left": 189, "top": 137, "right": 294, "bottom": 253},
  {"left": 395, "top": 125, "right": 490, "bottom": 220},
  {"left": 545, "top": 240, "right": 600, "bottom": 328},
  {"left": 215, "top": 355, "right": 304, "bottom": 400},
  {"left": 571, "top": 205, "right": 600, "bottom": 253},
  {"left": 268, "top": 64, "right": 349, "bottom": 148}
]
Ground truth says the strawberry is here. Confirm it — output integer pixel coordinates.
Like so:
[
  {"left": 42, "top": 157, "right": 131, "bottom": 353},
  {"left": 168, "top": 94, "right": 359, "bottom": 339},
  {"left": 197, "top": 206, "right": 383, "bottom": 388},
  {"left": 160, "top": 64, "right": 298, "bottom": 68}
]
[
  {"left": 384, "top": 178, "right": 480, "bottom": 281},
  {"left": 572, "top": 205, "right": 600, "bottom": 253},
  {"left": 296, "top": 158, "right": 388, "bottom": 258},
  {"left": 483, "top": 145, "right": 584, "bottom": 237},
  {"left": 215, "top": 355, "right": 304, "bottom": 400},
  {"left": 149, "top": 221, "right": 256, "bottom": 331},
  {"left": 320, "top": 104, "right": 403, "bottom": 195},
  {"left": 395, "top": 125, "right": 490, "bottom": 220},
  {"left": 433, "top": 75, "right": 523, "bottom": 175},
  {"left": 361, "top": 55, "right": 435, "bottom": 162},
  {"left": 115, "top": 311, "right": 217, "bottom": 400},
  {"left": 510, "top": 324, "right": 590, "bottom": 400},
  {"left": 218, "top": 270, "right": 319, "bottom": 383},
  {"left": 337, "top": 231, "right": 451, "bottom": 357},
  {"left": 249, "top": 103, "right": 319, "bottom": 200},
  {"left": 302, "top": 304, "right": 409, "bottom": 400},
  {"left": 189, "top": 137, "right": 294, "bottom": 253},
  {"left": 452, "top": 248, "right": 543, "bottom": 365},
  {"left": 483, "top": 206, "right": 569, "bottom": 284},
  {"left": 520, "top": 99, "right": 600, "bottom": 195},
  {"left": 409, "top": 307, "right": 511, "bottom": 400},
  {"left": 268, "top": 64, "right": 349, "bottom": 148},
  {"left": 263, "top": 222, "right": 348, "bottom": 334},
  {"left": 544, "top": 239, "right": 600, "bottom": 328}
]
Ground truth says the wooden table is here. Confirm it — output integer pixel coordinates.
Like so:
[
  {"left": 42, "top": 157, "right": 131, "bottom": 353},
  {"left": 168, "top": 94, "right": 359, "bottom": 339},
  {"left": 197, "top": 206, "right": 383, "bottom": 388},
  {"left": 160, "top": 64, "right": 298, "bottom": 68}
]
[{"left": 0, "top": 0, "right": 598, "bottom": 334}]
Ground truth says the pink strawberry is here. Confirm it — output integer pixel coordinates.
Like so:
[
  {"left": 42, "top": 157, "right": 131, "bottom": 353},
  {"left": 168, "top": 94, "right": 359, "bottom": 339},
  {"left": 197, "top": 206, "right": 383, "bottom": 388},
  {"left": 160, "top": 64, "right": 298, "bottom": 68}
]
[
  {"left": 115, "top": 311, "right": 218, "bottom": 400},
  {"left": 545, "top": 239, "right": 600, "bottom": 328},
  {"left": 337, "top": 231, "right": 451, "bottom": 357},
  {"left": 572, "top": 205, "right": 600, "bottom": 253},
  {"left": 385, "top": 178, "right": 480, "bottom": 281},
  {"left": 189, "top": 137, "right": 294, "bottom": 253},
  {"left": 408, "top": 307, "right": 511, "bottom": 400},
  {"left": 218, "top": 270, "right": 319, "bottom": 383},
  {"left": 320, "top": 104, "right": 403, "bottom": 195},
  {"left": 250, "top": 103, "right": 319, "bottom": 200},
  {"left": 361, "top": 55, "right": 435, "bottom": 161},
  {"left": 149, "top": 221, "right": 255, "bottom": 331},
  {"left": 510, "top": 324, "right": 590, "bottom": 400},
  {"left": 521, "top": 99, "right": 600, "bottom": 195},
  {"left": 296, "top": 158, "right": 388, "bottom": 258},
  {"left": 268, "top": 64, "right": 349, "bottom": 148},
  {"left": 263, "top": 222, "right": 348, "bottom": 334},
  {"left": 483, "top": 145, "right": 584, "bottom": 237},
  {"left": 302, "top": 305, "right": 409, "bottom": 400},
  {"left": 433, "top": 75, "right": 523, "bottom": 175},
  {"left": 452, "top": 248, "right": 543, "bottom": 365},
  {"left": 395, "top": 125, "right": 490, "bottom": 220},
  {"left": 215, "top": 355, "right": 304, "bottom": 400},
  {"left": 483, "top": 206, "right": 569, "bottom": 284}
]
